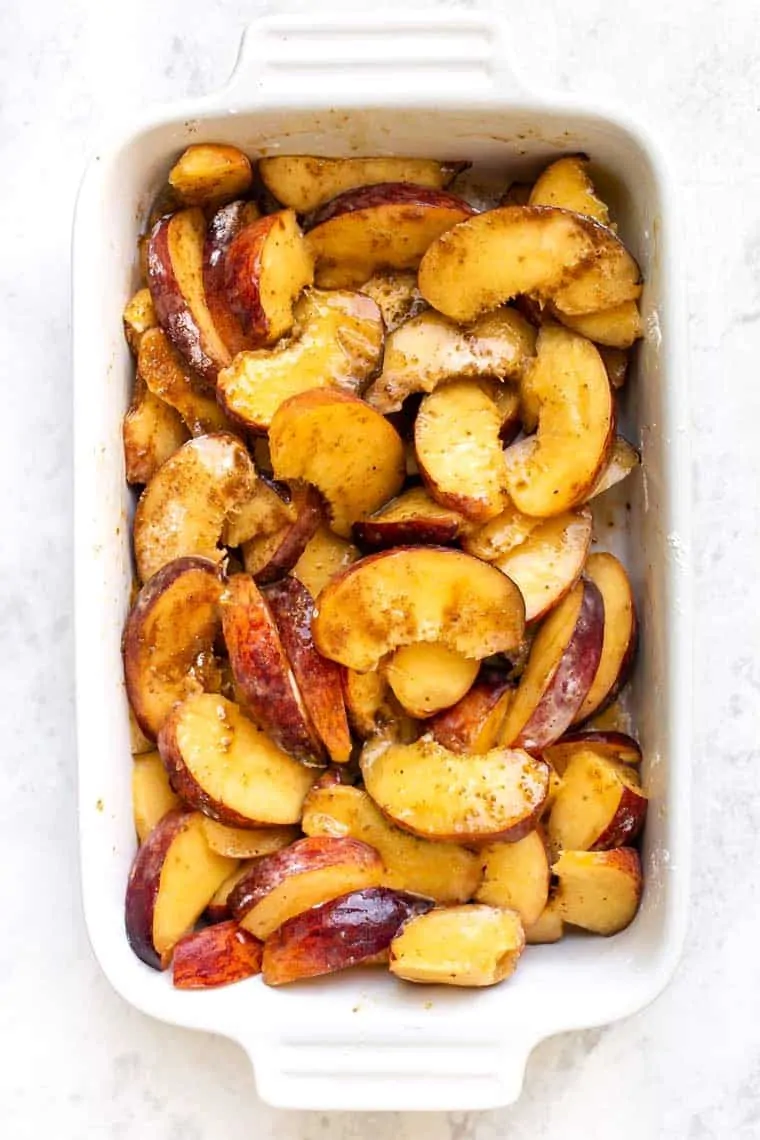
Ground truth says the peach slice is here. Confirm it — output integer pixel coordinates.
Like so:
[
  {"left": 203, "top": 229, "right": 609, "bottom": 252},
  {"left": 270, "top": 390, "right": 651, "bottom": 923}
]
[
  {"left": 547, "top": 748, "right": 647, "bottom": 854},
  {"left": 217, "top": 289, "right": 383, "bottom": 431},
  {"left": 260, "top": 156, "right": 466, "bottom": 213},
  {"left": 500, "top": 579, "right": 605, "bottom": 751},
  {"left": 525, "top": 895, "right": 565, "bottom": 944},
  {"left": 203, "top": 199, "right": 262, "bottom": 356},
  {"left": 428, "top": 671, "right": 514, "bottom": 754},
  {"left": 133, "top": 433, "right": 257, "bottom": 583},
  {"left": 302, "top": 784, "right": 480, "bottom": 904},
  {"left": 418, "top": 205, "right": 641, "bottom": 323},
  {"left": 269, "top": 389, "right": 405, "bottom": 537},
  {"left": 352, "top": 487, "right": 464, "bottom": 549},
  {"left": 240, "top": 483, "right": 323, "bottom": 584},
  {"left": 584, "top": 437, "right": 640, "bottom": 501},
  {"left": 172, "top": 920, "right": 262, "bottom": 989},
  {"left": 389, "top": 904, "right": 525, "bottom": 987},
  {"left": 292, "top": 524, "right": 360, "bottom": 599},
  {"left": 543, "top": 731, "right": 642, "bottom": 773},
  {"left": 386, "top": 642, "right": 479, "bottom": 719},
  {"left": 158, "top": 692, "right": 318, "bottom": 826},
  {"left": 475, "top": 830, "right": 551, "bottom": 927},
  {"left": 553, "top": 848, "right": 643, "bottom": 935},
  {"left": 557, "top": 300, "right": 643, "bottom": 349},
  {"left": 137, "top": 327, "right": 233, "bottom": 435},
  {"left": 123, "top": 376, "right": 189, "bottom": 486},
  {"left": 265, "top": 577, "right": 352, "bottom": 764},
  {"left": 222, "top": 209, "right": 314, "bottom": 345},
  {"left": 573, "top": 552, "right": 637, "bottom": 722},
  {"left": 125, "top": 808, "right": 236, "bottom": 969},
  {"left": 228, "top": 836, "right": 384, "bottom": 940},
  {"left": 528, "top": 155, "right": 611, "bottom": 226},
  {"left": 365, "top": 308, "right": 535, "bottom": 414},
  {"left": 262, "top": 886, "right": 434, "bottom": 986},
  {"left": 305, "top": 182, "right": 476, "bottom": 288},
  {"left": 168, "top": 143, "right": 252, "bottom": 208},
  {"left": 123, "top": 557, "right": 223, "bottom": 739},
  {"left": 147, "top": 207, "right": 232, "bottom": 383},
  {"left": 415, "top": 380, "right": 508, "bottom": 522},
  {"left": 132, "top": 751, "right": 181, "bottom": 842},
  {"left": 313, "top": 546, "right": 526, "bottom": 673},
  {"left": 200, "top": 819, "right": 299, "bottom": 859},
  {"left": 360, "top": 735, "right": 550, "bottom": 844},
  {"left": 221, "top": 573, "right": 326, "bottom": 764},
  {"left": 341, "top": 667, "right": 399, "bottom": 739},
  {"left": 123, "top": 287, "right": 157, "bottom": 353},
  {"left": 503, "top": 324, "right": 614, "bottom": 517}
]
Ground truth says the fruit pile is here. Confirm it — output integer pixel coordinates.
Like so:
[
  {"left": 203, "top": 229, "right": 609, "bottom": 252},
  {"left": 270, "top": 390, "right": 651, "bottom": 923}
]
[{"left": 123, "top": 146, "right": 647, "bottom": 990}]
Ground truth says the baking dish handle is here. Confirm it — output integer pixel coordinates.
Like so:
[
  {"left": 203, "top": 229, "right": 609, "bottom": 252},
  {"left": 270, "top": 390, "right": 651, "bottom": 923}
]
[
  {"left": 242, "top": 1033, "right": 535, "bottom": 1111},
  {"left": 225, "top": 12, "right": 526, "bottom": 103}
]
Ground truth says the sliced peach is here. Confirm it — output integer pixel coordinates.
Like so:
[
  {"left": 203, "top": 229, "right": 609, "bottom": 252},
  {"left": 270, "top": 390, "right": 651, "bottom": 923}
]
[
  {"left": 123, "top": 286, "right": 157, "bottom": 353},
  {"left": 265, "top": 577, "right": 352, "bottom": 764},
  {"left": 172, "top": 920, "right": 262, "bottom": 989},
  {"left": 365, "top": 308, "right": 535, "bottom": 414},
  {"left": 525, "top": 895, "right": 565, "bottom": 944},
  {"left": 205, "top": 862, "right": 254, "bottom": 923},
  {"left": 313, "top": 547, "right": 526, "bottom": 673},
  {"left": 415, "top": 380, "right": 508, "bottom": 522},
  {"left": 557, "top": 300, "right": 643, "bottom": 349},
  {"left": 158, "top": 692, "right": 318, "bottom": 826},
  {"left": 133, "top": 433, "right": 257, "bottom": 583},
  {"left": 125, "top": 808, "right": 236, "bottom": 969},
  {"left": 137, "top": 328, "right": 233, "bottom": 435},
  {"left": 168, "top": 143, "right": 252, "bottom": 208},
  {"left": 200, "top": 819, "right": 299, "bottom": 859},
  {"left": 475, "top": 830, "right": 550, "bottom": 926},
  {"left": 262, "top": 886, "right": 433, "bottom": 986},
  {"left": 500, "top": 579, "right": 605, "bottom": 751},
  {"left": 352, "top": 486, "right": 464, "bottom": 549},
  {"left": 260, "top": 156, "right": 466, "bottom": 213},
  {"left": 292, "top": 524, "right": 360, "bottom": 599},
  {"left": 240, "top": 483, "right": 323, "bottom": 584},
  {"left": 529, "top": 155, "right": 611, "bottom": 225},
  {"left": 553, "top": 848, "right": 643, "bottom": 935},
  {"left": 574, "top": 553, "right": 637, "bottom": 722},
  {"left": 584, "top": 437, "right": 640, "bottom": 501},
  {"left": 386, "top": 642, "right": 479, "bottom": 718},
  {"left": 269, "top": 389, "right": 405, "bottom": 537},
  {"left": 132, "top": 751, "right": 181, "bottom": 842},
  {"left": 123, "top": 557, "right": 223, "bottom": 739},
  {"left": 123, "top": 376, "right": 188, "bottom": 486},
  {"left": 341, "top": 667, "right": 399, "bottom": 739},
  {"left": 547, "top": 748, "right": 647, "bottom": 854},
  {"left": 203, "top": 199, "right": 262, "bottom": 356},
  {"left": 222, "top": 209, "right": 314, "bottom": 345},
  {"left": 418, "top": 205, "right": 641, "bottom": 323},
  {"left": 544, "top": 731, "right": 642, "bottom": 773},
  {"left": 228, "top": 836, "right": 383, "bottom": 939},
  {"left": 147, "top": 207, "right": 232, "bottom": 383},
  {"left": 489, "top": 508, "right": 592, "bottom": 623},
  {"left": 361, "top": 736, "right": 549, "bottom": 844},
  {"left": 221, "top": 573, "right": 326, "bottom": 763},
  {"left": 504, "top": 325, "right": 613, "bottom": 516},
  {"left": 302, "top": 784, "right": 480, "bottom": 904},
  {"left": 222, "top": 473, "right": 294, "bottom": 548},
  {"left": 389, "top": 904, "right": 525, "bottom": 987},
  {"left": 428, "top": 671, "right": 514, "bottom": 754},
  {"left": 305, "top": 182, "right": 476, "bottom": 288},
  {"left": 359, "top": 271, "right": 427, "bottom": 333},
  {"left": 217, "top": 288, "right": 383, "bottom": 431}
]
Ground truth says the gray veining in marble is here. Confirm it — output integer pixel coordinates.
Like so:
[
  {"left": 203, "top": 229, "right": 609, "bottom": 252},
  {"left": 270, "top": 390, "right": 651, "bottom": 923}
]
[{"left": 2, "top": 0, "right": 760, "bottom": 1136}]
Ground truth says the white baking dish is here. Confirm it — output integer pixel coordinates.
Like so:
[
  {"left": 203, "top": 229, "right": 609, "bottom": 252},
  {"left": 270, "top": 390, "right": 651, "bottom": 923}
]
[{"left": 73, "top": 11, "right": 691, "bottom": 1112}]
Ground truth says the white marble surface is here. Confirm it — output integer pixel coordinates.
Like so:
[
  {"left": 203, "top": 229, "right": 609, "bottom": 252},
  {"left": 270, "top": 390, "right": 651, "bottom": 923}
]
[{"left": 2, "top": 0, "right": 759, "bottom": 1135}]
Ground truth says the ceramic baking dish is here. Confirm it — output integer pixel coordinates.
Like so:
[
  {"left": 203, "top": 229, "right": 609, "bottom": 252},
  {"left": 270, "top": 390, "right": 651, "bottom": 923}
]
[{"left": 73, "top": 11, "right": 691, "bottom": 1111}]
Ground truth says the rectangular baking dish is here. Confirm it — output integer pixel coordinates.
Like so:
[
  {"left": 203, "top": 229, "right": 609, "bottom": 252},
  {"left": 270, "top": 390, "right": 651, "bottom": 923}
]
[{"left": 73, "top": 11, "right": 691, "bottom": 1112}]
